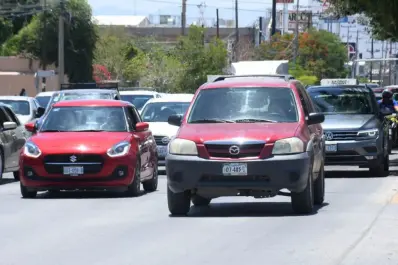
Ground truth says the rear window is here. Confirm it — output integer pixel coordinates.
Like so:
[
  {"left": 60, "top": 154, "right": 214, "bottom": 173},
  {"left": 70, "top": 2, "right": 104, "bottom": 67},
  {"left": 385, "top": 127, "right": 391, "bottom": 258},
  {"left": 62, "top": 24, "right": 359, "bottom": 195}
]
[
  {"left": 121, "top": 95, "right": 153, "bottom": 110},
  {"left": 187, "top": 87, "right": 298, "bottom": 123}
]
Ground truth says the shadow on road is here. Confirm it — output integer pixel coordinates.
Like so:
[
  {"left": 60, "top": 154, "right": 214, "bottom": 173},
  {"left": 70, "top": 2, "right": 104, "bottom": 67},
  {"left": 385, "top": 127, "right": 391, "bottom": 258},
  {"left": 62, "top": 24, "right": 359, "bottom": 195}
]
[
  {"left": 0, "top": 178, "right": 18, "bottom": 185},
  {"left": 171, "top": 202, "right": 328, "bottom": 218},
  {"left": 30, "top": 190, "right": 153, "bottom": 199}
]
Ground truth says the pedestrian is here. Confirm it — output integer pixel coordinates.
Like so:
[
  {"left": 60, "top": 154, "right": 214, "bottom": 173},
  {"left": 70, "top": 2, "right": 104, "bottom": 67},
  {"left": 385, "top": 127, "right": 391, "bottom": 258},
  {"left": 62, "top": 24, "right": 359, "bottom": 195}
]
[{"left": 19, "top": 88, "right": 26, "bottom": 96}]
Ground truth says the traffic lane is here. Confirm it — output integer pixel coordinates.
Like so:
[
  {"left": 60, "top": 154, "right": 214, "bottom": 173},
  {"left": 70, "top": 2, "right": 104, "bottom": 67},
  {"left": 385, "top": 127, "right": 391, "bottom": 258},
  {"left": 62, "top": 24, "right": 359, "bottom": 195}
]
[{"left": 0, "top": 170, "right": 398, "bottom": 265}]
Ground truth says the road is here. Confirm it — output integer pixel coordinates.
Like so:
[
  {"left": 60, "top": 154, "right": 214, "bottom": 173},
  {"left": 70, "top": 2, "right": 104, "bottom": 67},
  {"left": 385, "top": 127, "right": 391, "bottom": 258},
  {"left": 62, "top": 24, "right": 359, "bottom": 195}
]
[{"left": 1, "top": 155, "right": 398, "bottom": 265}]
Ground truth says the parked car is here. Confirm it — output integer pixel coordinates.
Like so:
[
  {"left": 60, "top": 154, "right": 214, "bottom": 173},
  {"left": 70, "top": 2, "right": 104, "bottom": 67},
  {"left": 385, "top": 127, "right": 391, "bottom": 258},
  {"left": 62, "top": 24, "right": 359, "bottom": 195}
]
[
  {"left": 0, "top": 96, "right": 45, "bottom": 124},
  {"left": 21, "top": 99, "right": 158, "bottom": 198},
  {"left": 165, "top": 75, "right": 325, "bottom": 215},
  {"left": 35, "top": 91, "right": 56, "bottom": 109},
  {"left": 120, "top": 89, "right": 163, "bottom": 112}
]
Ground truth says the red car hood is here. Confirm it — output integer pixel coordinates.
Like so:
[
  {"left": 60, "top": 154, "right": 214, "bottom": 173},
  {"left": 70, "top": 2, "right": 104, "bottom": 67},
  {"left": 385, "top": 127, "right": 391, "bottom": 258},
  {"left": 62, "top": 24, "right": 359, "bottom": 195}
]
[
  {"left": 178, "top": 123, "right": 299, "bottom": 143},
  {"left": 30, "top": 132, "right": 130, "bottom": 153}
]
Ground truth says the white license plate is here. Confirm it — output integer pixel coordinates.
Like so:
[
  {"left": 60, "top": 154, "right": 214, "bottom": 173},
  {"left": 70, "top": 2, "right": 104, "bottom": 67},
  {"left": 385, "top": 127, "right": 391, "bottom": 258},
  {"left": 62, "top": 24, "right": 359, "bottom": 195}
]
[
  {"left": 222, "top": 163, "right": 247, "bottom": 176},
  {"left": 63, "top": 166, "right": 84, "bottom": 175},
  {"left": 326, "top": 144, "right": 337, "bottom": 152},
  {"left": 157, "top": 146, "right": 168, "bottom": 157}
]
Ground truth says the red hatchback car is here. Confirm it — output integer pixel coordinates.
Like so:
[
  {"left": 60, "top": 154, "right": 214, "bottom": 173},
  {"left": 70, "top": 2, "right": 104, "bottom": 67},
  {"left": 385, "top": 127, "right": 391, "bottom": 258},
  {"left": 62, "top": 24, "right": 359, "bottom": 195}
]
[
  {"left": 20, "top": 99, "right": 158, "bottom": 198},
  {"left": 166, "top": 76, "right": 325, "bottom": 215}
]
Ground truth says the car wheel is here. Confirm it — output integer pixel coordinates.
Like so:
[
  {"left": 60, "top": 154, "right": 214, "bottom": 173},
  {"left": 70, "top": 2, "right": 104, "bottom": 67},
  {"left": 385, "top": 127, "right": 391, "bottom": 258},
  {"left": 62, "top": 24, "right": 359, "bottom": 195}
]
[
  {"left": 13, "top": 171, "right": 20, "bottom": 180},
  {"left": 291, "top": 167, "right": 314, "bottom": 214},
  {"left": 369, "top": 154, "right": 389, "bottom": 177},
  {"left": 20, "top": 182, "right": 37, "bottom": 198},
  {"left": 143, "top": 166, "right": 158, "bottom": 192},
  {"left": 191, "top": 195, "right": 211, "bottom": 206},
  {"left": 125, "top": 159, "right": 141, "bottom": 197},
  {"left": 167, "top": 185, "right": 191, "bottom": 216},
  {"left": 313, "top": 164, "right": 325, "bottom": 205}
]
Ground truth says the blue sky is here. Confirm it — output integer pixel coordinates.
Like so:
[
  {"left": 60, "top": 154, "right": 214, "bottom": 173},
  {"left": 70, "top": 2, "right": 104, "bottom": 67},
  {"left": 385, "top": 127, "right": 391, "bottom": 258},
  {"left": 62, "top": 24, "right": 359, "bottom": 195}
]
[{"left": 88, "top": 0, "right": 319, "bottom": 26}]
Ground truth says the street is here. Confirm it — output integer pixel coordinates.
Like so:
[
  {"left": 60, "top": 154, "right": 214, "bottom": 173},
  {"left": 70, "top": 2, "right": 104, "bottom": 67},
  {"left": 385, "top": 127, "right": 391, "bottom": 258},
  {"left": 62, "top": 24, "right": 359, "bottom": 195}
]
[{"left": 1, "top": 155, "right": 398, "bottom": 265}]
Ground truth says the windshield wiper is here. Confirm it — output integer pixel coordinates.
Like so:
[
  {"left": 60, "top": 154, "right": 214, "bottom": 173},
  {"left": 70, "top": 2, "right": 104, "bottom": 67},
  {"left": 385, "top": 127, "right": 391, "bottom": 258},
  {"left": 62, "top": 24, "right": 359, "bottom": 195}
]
[
  {"left": 234, "top": 118, "right": 277, "bottom": 123},
  {"left": 72, "top": 129, "right": 105, "bottom": 132},
  {"left": 190, "top": 118, "right": 235, "bottom": 123},
  {"left": 40, "top": 129, "right": 62, "bottom": 132}
]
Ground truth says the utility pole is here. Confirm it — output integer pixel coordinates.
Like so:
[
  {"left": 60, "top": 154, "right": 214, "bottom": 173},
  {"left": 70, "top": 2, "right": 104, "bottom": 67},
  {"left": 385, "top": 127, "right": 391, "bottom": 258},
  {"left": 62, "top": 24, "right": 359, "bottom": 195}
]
[
  {"left": 389, "top": 41, "right": 392, "bottom": 85},
  {"left": 370, "top": 38, "right": 374, "bottom": 81},
  {"left": 271, "top": 0, "right": 276, "bottom": 35},
  {"left": 216, "top": 9, "right": 219, "bottom": 38},
  {"left": 293, "top": 0, "right": 299, "bottom": 64},
  {"left": 41, "top": 0, "right": 47, "bottom": 92},
  {"left": 346, "top": 25, "right": 350, "bottom": 61},
  {"left": 259, "top": 16, "right": 263, "bottom": 45},
  {"left": 353, "top": 30, "right": 359, "bottom": 78},
  {"left": 181, "top": 0, "right": 187, "bottom": 35},
  {"left": 234, "top": 0, "right": 239, "bottom": 61},
  {"left": 58, "top": 0, "right": 65, "bottom": 88}
]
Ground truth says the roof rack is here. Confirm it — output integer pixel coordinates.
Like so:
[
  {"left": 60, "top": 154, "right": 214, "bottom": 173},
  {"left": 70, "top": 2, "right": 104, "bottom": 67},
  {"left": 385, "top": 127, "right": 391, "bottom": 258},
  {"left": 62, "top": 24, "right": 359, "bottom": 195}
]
[
  {"left": 212, "top": 74, "right": 295, "bottom": 82},
  {"left": 60, "top": 82, "right": 119, "bottom": 90}
]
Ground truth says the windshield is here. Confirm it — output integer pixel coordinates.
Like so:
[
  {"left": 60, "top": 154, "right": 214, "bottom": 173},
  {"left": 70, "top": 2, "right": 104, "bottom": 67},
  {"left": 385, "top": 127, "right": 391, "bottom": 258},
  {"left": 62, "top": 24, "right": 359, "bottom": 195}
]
[
  {"left": 187, "top": 87, "right": 298, "bottom": 123},
  {"left": 0, "top": 100, "right": 30, "bottom": 115},
  {"left": 308, "top": 86, "right": 374, "bottom": 114},
  {"left": 40, "top": 106, "right": 127, "bottom": 132},
  {"left": 141, "top": 102, "right": 190, "bottom": 122},
  {"left": 47, "top": 92, "right": 114, "bottom": 110},
  {"left": 36, "top": 96, "right": 51, "bottom": 108},
  {"left": 121, "top": 95, "right": 153, "bottom": 110}
]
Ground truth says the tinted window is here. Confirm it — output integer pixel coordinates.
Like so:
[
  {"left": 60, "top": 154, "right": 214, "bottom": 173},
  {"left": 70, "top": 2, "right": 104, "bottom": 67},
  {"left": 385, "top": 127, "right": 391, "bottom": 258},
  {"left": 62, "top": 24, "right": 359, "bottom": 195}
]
[
  {"left": 0, "top": 100, "right": 30, "bottom": 115},
  {"left": 3, "top": 106, "right": 20, "bottom": 125},
  {"left": 141, "top": 102, "right": 190, "bottom": 122},
  {"left": 36, "top": 96, "right": 51, "bottom": 108},
  {"left": 188, "top": 87, "right": 298, "bottom": 123},
  {"left": 308, "top": 86, "right": 374, "bottom": 114},
  {"left": 47, "top": 92, "right": 114, "bottom": 111},
  {"left": 121, "top": 95, "right": 153, "bottom": 110},
  {"left": 40, "top": 106, "right": 127, "bottom": 132},
  {"left": 0, "top": 108, "right": 10, "bottom": 124}
]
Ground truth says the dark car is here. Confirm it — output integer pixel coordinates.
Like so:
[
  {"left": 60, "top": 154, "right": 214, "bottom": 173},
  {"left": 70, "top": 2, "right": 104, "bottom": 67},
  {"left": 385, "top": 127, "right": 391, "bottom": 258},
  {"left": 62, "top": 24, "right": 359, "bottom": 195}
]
[{"left": 165, "top": 75, "right": 325, "bottom": 215}]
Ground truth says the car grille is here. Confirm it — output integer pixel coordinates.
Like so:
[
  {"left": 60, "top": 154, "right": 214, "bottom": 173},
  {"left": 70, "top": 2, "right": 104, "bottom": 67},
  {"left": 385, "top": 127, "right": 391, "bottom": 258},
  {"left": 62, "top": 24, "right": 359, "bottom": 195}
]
[
  {"left": 324, "top": 131, "right": 366, "bottom": 141},
  {"left": 43, "top": 154, "right": 104, "bottom": 174},
  {"left": 205, "top": 144, "right": 264, "bottom": 158},
  {"left": 154, "top": 135, "right": 168, "bottom": 146}
]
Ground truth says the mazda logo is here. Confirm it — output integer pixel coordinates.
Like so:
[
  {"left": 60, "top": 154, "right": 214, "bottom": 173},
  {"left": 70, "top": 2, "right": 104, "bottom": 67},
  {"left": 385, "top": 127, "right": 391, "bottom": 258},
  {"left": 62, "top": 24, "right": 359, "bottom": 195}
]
[
  {"left": 229, "top": 145, "right": 240, "bottom": 155},
  {"left": 70, "top": 155, "right": 77, "bottom": 162},
  {"left": 161, "top": 137, "right": 170, "bottom": 144},
  {"left": 324, "top": 132, "right": 333, "bottom": 141}
]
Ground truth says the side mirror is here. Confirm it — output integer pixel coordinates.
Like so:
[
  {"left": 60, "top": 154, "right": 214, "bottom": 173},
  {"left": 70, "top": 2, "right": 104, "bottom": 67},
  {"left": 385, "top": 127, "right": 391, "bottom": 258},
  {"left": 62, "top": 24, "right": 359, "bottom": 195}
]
[
  {"left": 25, "top": 122, "right": 36, "bottom": 132},
  {"left": 36, "top": 107, "right": 45, "bottom": 118},
  {"left": 3, "top": 121, "right": 17, "bottom": 130},
  {"left": 136, "top": 122, "right": 149, "bottom": 132},
  {"left": 168, "top": 114, "right": 182, "bottom": 126},
  {"left": 307, "top": 113, "right": 325, "bottom": 125}
]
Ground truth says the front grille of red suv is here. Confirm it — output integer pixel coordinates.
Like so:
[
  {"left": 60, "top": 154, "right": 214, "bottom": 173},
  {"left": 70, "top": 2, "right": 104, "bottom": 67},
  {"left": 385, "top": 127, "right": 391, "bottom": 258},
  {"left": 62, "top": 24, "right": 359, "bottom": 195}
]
[
  {"left": 43, "top": 154, "right": 104, "bottom": 174},
  {"left": 205, "top": 143, "right": 264, "bottom": 158}
]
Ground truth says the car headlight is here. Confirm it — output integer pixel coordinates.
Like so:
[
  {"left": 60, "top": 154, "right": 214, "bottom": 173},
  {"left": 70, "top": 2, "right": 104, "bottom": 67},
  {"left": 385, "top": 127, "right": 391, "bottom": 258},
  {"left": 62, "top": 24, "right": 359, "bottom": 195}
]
[
  {"left": 107, "top": 141, "right": 131, "bottom": 157},
  {"left": 272, "top": 137, "right": 304, "bottom": 155},
  {"left": 357, "top": 129, "right": 379, "bottom": 138},
  {"left": 168, "top": 138, "right": 198, "bottom": 155},
  {"left": 24, "top": 141, "right": 41, "bottom": 158}
]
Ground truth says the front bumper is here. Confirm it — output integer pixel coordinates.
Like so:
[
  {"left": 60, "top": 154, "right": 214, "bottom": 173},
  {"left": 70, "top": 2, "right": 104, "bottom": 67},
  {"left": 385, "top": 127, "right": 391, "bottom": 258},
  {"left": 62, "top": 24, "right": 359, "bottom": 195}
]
[
  {"left": 166, "top": 152, "right": 311, "bottom": 195},
  {"left": 324, "top": 139, "right": 382, "bottom": 166}
]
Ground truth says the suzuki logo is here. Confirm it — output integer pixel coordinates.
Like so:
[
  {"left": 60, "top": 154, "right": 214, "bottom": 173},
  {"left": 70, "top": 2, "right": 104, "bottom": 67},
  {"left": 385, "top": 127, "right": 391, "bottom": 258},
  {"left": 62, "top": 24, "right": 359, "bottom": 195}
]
[
  {"left": 229, "top": 145, "right": 240, "bottom": 155},
  {"left": 324, "top": 132, "right": 334, "bottom": 141},
  {"left": 70, "top": 155, "right": 77, "bottom": 162}
]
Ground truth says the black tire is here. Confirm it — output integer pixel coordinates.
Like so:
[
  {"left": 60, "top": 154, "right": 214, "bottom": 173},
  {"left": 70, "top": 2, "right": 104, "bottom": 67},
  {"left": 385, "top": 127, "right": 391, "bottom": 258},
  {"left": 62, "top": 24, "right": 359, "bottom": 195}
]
[
  {"left": 143, "top": 166, "right": 158, "bottom": 192},
  {"left": 13, "top": 171, "right": 20, "bottom": 181},
  {"left": 369, "top": 154, "right": 389, "bottom": 177},
  {"left": 313, "top": 164, "right": 325, "bottom": 205},
  {"left": 291, "top": 168, "right": 314, "bottom": 214},
  {"left": 191, "top": 195, "right": 211, "bottom": 206},
  {"left": 167, "top": 185, "right": 191, "bottom": 216},
  {"left": 20, "top": 182, "right": 37, "bottom": 198},
  {"left": 125, "top": 160, "right": 141, "bottom": 197}
]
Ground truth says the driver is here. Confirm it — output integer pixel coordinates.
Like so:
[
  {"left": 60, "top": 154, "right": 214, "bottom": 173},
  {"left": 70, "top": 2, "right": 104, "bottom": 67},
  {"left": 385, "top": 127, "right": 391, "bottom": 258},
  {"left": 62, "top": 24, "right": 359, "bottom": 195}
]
[{"left": 378, "top": 89, "right": 398, "bottom": 113}]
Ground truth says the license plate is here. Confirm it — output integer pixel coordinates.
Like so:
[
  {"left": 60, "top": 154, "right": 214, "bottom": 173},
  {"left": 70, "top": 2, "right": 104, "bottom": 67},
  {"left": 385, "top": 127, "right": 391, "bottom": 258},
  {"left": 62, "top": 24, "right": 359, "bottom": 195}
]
[
  {"left": 157, "top": 146, "right": 168, "bottom": 157},
  {"left": 222, "top": 163, "right": 247, "bottom": 176},
  {"left": 326, "top": 144, "right": 337, "bottom": 152},
  {"left": 63, "top": 166, "right": 84, "bottom": 176}
]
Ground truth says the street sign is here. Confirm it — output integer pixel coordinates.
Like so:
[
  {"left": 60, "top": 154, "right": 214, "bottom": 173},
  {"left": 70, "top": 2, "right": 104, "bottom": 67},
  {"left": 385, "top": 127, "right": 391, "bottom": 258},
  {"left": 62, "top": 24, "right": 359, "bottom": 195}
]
[
  {"left": 320, "top": 79, "right": 358, "bottom": 85},
  {"left": 321, "top": 17, "right": 348, "bottom": 23}
]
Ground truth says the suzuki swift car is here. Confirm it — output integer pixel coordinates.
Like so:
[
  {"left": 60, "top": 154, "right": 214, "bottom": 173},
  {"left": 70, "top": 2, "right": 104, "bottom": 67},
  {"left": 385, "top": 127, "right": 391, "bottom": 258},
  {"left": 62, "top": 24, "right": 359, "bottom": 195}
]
[
  {"left": 20, "top": 99, "right": 158, "bottom": 198},
  {"left": 166, "top": 76, "right": 326, "bottom": 215}
]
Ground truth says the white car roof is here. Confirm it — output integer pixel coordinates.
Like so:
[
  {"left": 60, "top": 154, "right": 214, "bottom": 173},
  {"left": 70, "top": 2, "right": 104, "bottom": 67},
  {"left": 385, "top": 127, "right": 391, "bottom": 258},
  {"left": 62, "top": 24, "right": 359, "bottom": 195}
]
[
  {"left": 120, "top": 90, "right": 160, "bottom": 96},
  {"left": 144, "top": 94, "right": 194, "bottom": 104},
  {"left": 0, "top": 96, "right": 33, "bottom": 101},
  {"left": 36, "top": 91, "right": 56, "bottom": 97}
]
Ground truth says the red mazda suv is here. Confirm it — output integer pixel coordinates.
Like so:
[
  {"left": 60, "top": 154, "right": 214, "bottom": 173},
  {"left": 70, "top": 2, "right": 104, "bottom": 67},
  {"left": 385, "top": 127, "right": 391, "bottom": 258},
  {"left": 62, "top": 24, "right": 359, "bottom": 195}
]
[
  {"left": 20, "top": 99, "right": 158, "bottom": 198},
  {"left": 166, "top": 76, "right": 325, "bottom": 215}
]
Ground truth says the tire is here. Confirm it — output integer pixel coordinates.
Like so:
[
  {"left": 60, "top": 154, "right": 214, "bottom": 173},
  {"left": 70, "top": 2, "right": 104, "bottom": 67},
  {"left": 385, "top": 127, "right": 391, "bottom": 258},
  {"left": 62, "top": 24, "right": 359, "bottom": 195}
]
[
  {"left": 291, "top": 167, "right": 314, "bottom": 214},
  {"left": 191, "top": 195, "right": 211, "bottom": 206},
  {"left": 143, "top": 166, "right": 158, "bottom": 192},
  {"left": 20, "top": 182, "right": 37, "bottom": 198},
  {"left": 125, "top": 159, "right": 141, "bottom": 197},
  {"left": 13, "top": 171, "right": 20, "bottom": 181},
  {"left": 313, "top": 164, "right": 325, "bottom": 205},
  {"left": 369, "top": 154, "right": 389, "bottom": 177},
  {"left": 167, "top": 185, "right": 191, "bottom": 216}
]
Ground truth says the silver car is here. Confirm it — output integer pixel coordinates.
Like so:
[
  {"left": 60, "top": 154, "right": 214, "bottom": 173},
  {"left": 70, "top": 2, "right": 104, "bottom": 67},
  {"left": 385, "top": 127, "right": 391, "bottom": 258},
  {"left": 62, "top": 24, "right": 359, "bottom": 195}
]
[{"left": 0, "top": 96, "right": 45, "bottom": 125}]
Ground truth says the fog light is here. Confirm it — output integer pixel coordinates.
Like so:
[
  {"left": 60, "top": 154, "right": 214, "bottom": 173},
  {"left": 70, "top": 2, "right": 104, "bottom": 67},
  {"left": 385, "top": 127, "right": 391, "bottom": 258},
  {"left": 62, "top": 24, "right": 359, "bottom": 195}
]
[
  {"left": 365, "top": 156, "right": 376, "bottom": 160},
  {"left": 27, "top": 171, "right": 33, "bottom": 176},
  {"left": 118, "top": 170, "right": 124, "bottom": 177}
]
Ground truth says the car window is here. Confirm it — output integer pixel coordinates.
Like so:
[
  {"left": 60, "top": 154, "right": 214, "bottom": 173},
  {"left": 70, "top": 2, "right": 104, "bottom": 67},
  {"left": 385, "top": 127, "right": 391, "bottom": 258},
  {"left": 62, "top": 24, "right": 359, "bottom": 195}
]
[
  {"left": 296, "top": 86, "right": 310, "bottom": 116},
  {"left": 187, "top": 87, "right": 298, "bottom": 123},
  {"left": 308, "top": 86, "right": 375, "bottom": 114},
  {"left": 125, "top": 106, "right": 138, "bottom": 130},
  {"left": 141, "top": 102, "right": 190, "bottom": 122},
  {"left": 3, "top": 106, "right": 20, "bottom": 125},
  {"left": 36, "top": 96, "right": 51, "bottom": 108},
  {"left": 0, "top": 107, "right": 11, "bottom": 127},
  {"left": 0, "top": 100, "right": 30, "bottom": 115},
  {"left": 40, "top": 106, "right": 127, "bottom": 132},
  {"left": 120, "top": 95, "right": 154, "bottom": 110},
  {"left": 47, "top": 92, "right": 115, "bottom": 110},
  {"left": 296, "top": 82, "right": 315, "bottom": 113}
]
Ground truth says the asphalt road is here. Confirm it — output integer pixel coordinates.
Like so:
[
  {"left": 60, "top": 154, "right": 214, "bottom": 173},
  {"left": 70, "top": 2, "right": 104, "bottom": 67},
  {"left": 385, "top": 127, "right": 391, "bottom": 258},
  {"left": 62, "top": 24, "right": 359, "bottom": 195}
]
[{"left": 1, "top": 154, "right": 398, "bottom": 265}]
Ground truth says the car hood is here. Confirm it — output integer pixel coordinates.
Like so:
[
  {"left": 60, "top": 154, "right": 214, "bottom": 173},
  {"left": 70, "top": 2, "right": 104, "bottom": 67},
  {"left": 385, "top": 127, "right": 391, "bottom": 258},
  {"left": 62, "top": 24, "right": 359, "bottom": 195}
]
[
  {"left": 30, "top": 132, "right": 130, "bottom": 153},
  {"left": 178, "top": 123, "right": 299, "bottom": 143},
  {"left": 322, "top": 114, "right": 376, "bottom": 130},
  {"left": 16, "top": 115, "right": 31, "bottom": 125},
  {"left": 148, "top": 122, "right": 179, "bottom": 137}
]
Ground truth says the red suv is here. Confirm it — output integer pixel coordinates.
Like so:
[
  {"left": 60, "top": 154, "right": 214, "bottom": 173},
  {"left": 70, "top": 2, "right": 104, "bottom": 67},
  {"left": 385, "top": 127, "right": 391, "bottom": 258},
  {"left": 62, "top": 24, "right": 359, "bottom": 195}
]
[{"left": 166, "top": 76, "right": 325, "bottom": 215}]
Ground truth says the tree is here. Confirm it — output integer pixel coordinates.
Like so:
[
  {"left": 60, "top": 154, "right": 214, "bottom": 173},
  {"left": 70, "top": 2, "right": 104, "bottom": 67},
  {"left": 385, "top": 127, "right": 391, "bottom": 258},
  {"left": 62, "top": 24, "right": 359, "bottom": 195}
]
[{"left": 4, "top": 0, "right": 97, "bottom": 82}]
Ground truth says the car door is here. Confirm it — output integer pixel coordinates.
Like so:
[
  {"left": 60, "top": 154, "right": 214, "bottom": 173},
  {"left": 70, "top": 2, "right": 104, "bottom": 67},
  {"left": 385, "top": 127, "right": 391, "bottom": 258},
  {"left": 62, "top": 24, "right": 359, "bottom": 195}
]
[
  {"left": 125, "top": 106, "right": 152, "bottom": 178},
  {"left": 0, "top": 107, "right": 18, "bottom": 170},
  {"left": 3, "top": 106, "right": 27, "bottom": 169}
]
